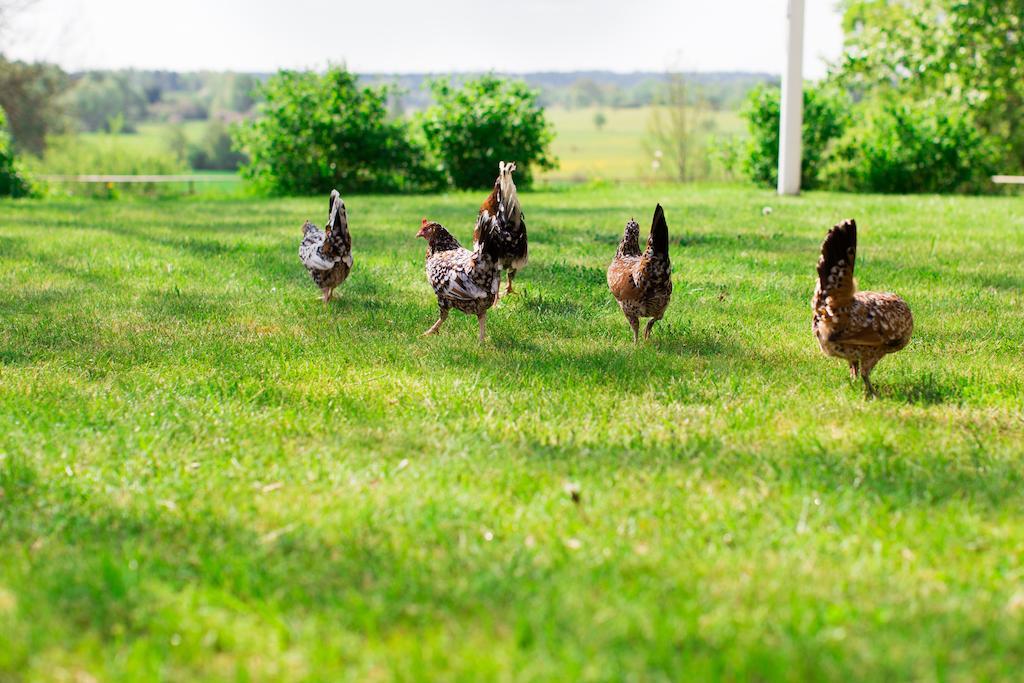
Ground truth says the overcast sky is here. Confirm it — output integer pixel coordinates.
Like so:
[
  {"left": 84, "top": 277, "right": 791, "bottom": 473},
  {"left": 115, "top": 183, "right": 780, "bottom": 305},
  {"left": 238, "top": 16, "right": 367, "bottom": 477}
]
[{"left": 5, "top": 0, "right": 845, "bottom": 77}]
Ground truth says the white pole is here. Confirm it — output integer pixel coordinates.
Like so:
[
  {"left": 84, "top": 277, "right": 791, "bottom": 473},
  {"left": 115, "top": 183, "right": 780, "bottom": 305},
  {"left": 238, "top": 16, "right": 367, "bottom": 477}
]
[{"left": 778, "top": 0, "right": 805, "bottom": 196}]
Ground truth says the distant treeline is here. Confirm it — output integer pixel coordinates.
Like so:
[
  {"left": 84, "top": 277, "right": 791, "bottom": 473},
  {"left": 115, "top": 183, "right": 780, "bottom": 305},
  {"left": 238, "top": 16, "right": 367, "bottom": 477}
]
[
  {"left": 364, "top": 71, "right": 778, "bottom": 111},
  {"left": 0, "top": 58, "right": 776, "bottom": 154},
  {"left": 0, "top": 57, "right": 264, "bottom": 151}
]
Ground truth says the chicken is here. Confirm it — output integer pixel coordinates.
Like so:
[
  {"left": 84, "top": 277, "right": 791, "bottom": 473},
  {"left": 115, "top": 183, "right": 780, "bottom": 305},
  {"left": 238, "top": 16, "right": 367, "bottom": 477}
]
[
  {"left": 473, "top": 161, "right": 527, "bottom": 299},
  {"left": 812, "top": 219, "right": 913, "bottom": 396},
  {"left": 417, "top": 217, "right": 500, "bottom": 343},
  {"left": 299, "top": 190, "right": 352, "bottom": 303},
  {"left": 607, "top": 204, "right": 673, "bottom": 342}
]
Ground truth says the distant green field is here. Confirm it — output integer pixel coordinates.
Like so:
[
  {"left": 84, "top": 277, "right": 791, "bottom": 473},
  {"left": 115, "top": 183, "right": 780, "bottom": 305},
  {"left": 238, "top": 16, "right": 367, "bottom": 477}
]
[
  {"left": 542, "top": 106, "right": 745, "bottom": 182},
  {"left": 2, "top": 186, "right": 1024, "bottom": 680},
  {"left": 78, "top": 121, "right": 209, "bottom": 157}
]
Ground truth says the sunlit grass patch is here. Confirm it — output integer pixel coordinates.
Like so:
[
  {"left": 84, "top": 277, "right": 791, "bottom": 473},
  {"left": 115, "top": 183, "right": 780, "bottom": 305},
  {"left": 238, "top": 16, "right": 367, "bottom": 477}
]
[{"left": 1, "top": 185, "right": 1023, "bottom": 680}]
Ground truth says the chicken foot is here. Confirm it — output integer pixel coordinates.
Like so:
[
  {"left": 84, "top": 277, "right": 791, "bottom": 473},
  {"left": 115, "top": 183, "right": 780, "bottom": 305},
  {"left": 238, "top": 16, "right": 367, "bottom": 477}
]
[{"left": 423, "top": 308, "right": 449, "bottom": 336}]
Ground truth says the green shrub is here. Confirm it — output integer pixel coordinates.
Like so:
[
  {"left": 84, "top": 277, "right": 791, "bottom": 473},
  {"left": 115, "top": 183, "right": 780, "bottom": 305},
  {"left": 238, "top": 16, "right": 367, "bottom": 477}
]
[
  {"left": 741, "top": 83, "right": 850, "bottom": 190},
  {"left": 419, "top": 76, "right": 557, "bottom": 189},
  {"left": 830, "top": 0, "right": 1024, "bottom": 173},
  {"left": 234, "top": 67, "right": 441, "bottom": 195},
  {"left": 0, "top": 107, "right": 32, "bottom": 197},
  {"left": 821, "top": 98, "right": 1004, "bottom": 194}
]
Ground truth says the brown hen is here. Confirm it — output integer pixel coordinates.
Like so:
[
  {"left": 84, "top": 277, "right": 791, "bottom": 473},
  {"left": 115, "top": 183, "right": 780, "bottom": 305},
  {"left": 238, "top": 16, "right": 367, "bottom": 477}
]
[
  {"left": 812, "top": 219, "right": 913, "bottom": 396},
  {"left": 607, "top": 204, "right": 672, "bottom": 342}
]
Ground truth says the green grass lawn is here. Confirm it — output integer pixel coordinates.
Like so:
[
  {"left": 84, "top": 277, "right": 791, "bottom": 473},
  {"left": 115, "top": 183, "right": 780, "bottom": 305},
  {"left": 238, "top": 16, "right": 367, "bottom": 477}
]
[{"left": 1, "top": 185, "right": 1023, "bottom": 681}]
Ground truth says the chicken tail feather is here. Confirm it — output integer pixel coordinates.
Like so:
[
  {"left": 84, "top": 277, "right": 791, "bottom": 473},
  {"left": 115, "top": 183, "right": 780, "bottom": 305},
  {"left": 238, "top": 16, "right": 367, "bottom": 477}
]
[
  {"left": 647, "top": 203, "right": 669, "bottom": 255},
  {"left": 817, "top": 219, "right": 857, "bottom": 303},
  {"left": 323, "top": 190, "right": 348, "bottom": 257},
  {"left": 328, "top": 189, "right": 340, "bottom": 223}
]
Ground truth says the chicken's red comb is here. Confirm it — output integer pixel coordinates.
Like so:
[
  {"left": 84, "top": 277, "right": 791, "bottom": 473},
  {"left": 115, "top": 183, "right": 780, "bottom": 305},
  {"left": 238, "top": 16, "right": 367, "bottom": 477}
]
[{"left": 421, "top": 217, "right": 429, "bottom": 227}]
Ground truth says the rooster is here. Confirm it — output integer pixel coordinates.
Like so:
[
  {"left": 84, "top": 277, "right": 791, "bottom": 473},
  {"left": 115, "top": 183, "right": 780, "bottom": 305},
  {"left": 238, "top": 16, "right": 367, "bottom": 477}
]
[
  {"left": 473, "top": 161, "right": 527, "bottom": 300},
  {"left": 299, "top": 190, "right": 352, "bottom": 304},
  {"left": 812, "top": 219, "right": 913, "bottom": 396},
  {"left": 417, "top": 216, "right": 500, "bottom": 343},
  {"left": 607, "top": 204, "right": 673, "bottom": 342}
]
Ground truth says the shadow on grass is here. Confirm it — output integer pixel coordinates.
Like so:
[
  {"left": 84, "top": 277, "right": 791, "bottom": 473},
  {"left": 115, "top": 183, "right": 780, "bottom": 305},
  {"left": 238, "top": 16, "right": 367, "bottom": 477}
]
[
  {"left": 966, "top": 271, "right": 1024, "bottom": 292},
  {"left": 0, "top": 459, "right": 564, "bottom": 658},
  {"left": 881, "top": 372, "right": 966, "bottom": 406}
]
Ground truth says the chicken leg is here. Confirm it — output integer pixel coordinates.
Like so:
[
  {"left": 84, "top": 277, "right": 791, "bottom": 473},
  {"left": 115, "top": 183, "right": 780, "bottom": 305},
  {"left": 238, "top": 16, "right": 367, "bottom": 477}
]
[
  {"left": 860, "top": 356, "right": 880, "bottom": 398},
  {"left": 626, "top": 314, "right": 640, "bottom": 343},
  {"left": 477, "top": 311, "right": 487, "bottom": 343},
  {"left": 643, "top": 315, "right": 662, "bottom": 340},
  {"left": 505, "top": 269, "right": 517, "bottom": 296},
  {"left": 423, "top": 308, "right": 449, "bottom": 336}
]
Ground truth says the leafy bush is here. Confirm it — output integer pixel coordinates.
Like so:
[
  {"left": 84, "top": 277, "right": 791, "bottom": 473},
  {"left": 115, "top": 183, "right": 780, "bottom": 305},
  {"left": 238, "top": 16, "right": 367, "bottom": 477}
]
[
  {"left": 234, "top": 67, "right": 441, "bottom": 195},
  {"left": 742, "top": 83, "right": 850, "bottom": 190},
  {"left": 0, "top": 107, "right": 32, "bottom": 197},
  {"left": 419, "top": 76, "right": 557, "bottom": 189},
  {"left": 831, "top": 0, "right": 1024, "bottom": 173},
  {"left": 821, "top": 98, "right": 1004, "bottom": 194},
  {"left": 37, "top": 133, "right": 186, "bottom": 198}
]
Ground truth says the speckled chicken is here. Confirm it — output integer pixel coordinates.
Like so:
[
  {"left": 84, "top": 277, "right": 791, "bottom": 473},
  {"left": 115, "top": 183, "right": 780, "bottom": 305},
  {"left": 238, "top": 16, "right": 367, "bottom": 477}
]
[
  {"left": 473, "top": 161, "right": 527, "bottom": 300},
  {"left": 417, "top": 217, "right": 500, "bottom": 343},
  {"left": 607, "top": 204, "right": 673, "bottom": 342},
  {"left": 812, "top": 219, "right": 913, "bottom": 396},
  {"left": 298, "top": 190, "right": 352, "bottom": 303}
]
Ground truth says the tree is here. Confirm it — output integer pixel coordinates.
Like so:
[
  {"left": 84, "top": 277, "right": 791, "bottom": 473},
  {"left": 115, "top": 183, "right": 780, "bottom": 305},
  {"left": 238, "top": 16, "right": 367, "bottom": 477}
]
[
  {"left": 208, "top": 72, "right": 260, "bottom": 116},
  {"left": 418, "top": 76, "right": 557, "bottom": 189},
  {"left": 593, "top": 111, "right": 607, "bottom": 131},
  {"left": 645, "top": 74, "right": 715, "bottom": 182},
  {"left": 0, "top": 55, "right": 69, "bottom": 154},
  {"left": 571, "top": 79, "right": 605, "bottom": 108},
  {"left": 233, "top": 66, "right": 440, "bottom": 195},
  {"left": 831, "top": 0, "right": 1024, "bottom": 171},
  {"left": 65, "top": 72, "right": 149, "bottom": 132}
]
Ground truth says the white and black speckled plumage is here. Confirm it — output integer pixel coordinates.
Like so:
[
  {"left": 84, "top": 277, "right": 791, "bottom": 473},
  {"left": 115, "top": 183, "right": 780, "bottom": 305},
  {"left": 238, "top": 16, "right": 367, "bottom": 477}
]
[
  {"left": 418, "top": 219, "right": 500, "bottom": 342},
  {"left": 607, "top": 204, "right": 673, "bottom": 342},
  {"left": 812, "top": 219, "right": 913, "bottom": 395},
  {"left": 473, "top": 161, "right": 527, "bottom": 296},
  {"left": 299, "top": 190, "right": 352, "bottom": 302}
]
